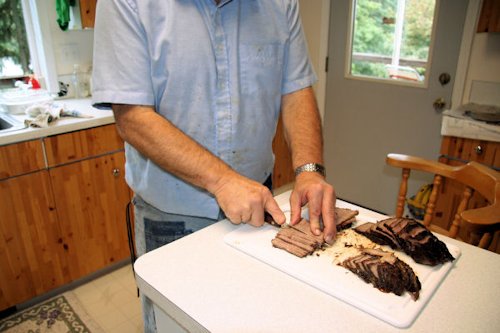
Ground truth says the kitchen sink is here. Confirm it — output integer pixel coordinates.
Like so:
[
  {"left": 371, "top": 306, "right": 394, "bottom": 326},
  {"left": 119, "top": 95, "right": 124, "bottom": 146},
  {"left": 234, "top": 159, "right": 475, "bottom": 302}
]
[{"left": 0, "top": 113, "right": 26, "bottom": 133}]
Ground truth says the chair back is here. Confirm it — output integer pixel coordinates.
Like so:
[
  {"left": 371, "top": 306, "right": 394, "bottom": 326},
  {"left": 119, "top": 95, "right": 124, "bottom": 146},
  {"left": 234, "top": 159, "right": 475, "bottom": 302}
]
[{"left": 386, "top": 153, "right": 500, "bottom": 249}]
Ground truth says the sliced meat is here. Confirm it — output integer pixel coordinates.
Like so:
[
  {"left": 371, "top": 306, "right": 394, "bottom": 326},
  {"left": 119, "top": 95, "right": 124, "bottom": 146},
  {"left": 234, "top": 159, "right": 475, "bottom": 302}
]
[
  {"left": 354, "top": 217, "right": 454, "bottom": 266},
  {"left": 270, "top": 207, "right": 359, "bottom": 258},
  {"left": 271, "top": 238, "right": 310, "bottom": 258},
  {"left": 277, "top": 228, "right": 322, "bottom": 249},
  {"left": 335, "top": 208, "right": 359, "bottom": 231},
  {"left": 339, "top": 247, "right": 421, "bottom": 301},
  {"left": 290, "top": 219, "right": 325, "bottom": 244},
  {"left": 272, "top": 219, "right": 325, "bottom": 257},
  {"left": 275, "top": 233, "right": 316, "bottom": 253}
]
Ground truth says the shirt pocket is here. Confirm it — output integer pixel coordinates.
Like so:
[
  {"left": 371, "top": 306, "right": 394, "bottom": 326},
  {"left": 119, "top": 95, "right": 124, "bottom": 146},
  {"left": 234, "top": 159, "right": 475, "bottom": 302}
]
[{"left": 240, "top": 43, "right": 284, "bottom": 96}]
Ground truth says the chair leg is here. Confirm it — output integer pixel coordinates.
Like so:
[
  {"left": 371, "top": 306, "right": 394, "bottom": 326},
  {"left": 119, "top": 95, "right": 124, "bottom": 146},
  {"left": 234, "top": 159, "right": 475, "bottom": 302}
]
[
  {"left": 449, "top": 187, "right": 473, "bottom": 239},
  {"left": 478, "top": 232, "right": 493, "bottom": 249},
  {"left": 423, "top": 175, "right": 441, "bottom": 227},
  {"left": 396, "top": 169, "right": 410, "bottom": 218}
]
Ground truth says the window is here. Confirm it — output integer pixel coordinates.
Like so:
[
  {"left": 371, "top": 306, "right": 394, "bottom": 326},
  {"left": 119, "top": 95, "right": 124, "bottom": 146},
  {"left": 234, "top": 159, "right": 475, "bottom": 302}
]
[
  {"left": 347, "top": 0, "right": 437, "bottom": 86},
  {"left": 0, "top": 0, "right": 58, "bottom": 92},
  {"left": 0, "top": 0, "right": 32, "bottom": 88}
]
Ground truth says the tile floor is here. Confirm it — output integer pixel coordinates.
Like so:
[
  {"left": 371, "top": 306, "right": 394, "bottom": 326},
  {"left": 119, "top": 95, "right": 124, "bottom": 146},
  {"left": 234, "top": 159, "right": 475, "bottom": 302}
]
[{"left": 72, "top": 264, "right": 144, "bottom": 332}]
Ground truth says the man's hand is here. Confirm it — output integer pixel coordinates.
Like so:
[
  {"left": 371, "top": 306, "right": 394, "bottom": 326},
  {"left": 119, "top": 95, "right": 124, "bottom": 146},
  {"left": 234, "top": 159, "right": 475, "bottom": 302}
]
[
  {"left": 212, "top": 172, "right": 286, "bottom": 227},
  {"left": 289, "top": 172, "right": 336, "bottom": 244}
]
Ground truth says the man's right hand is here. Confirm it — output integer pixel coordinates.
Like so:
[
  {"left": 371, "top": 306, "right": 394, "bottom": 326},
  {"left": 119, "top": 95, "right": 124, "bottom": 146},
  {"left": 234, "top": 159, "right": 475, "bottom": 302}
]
[{"left": 211, "top": 172, "right": 286, "bottom": 227}]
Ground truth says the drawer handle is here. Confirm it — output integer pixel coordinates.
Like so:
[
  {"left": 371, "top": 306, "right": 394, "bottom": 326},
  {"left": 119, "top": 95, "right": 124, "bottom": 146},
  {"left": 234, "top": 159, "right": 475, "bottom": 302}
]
[
  {"left": 475, "top": 145, "right": 483, "bottom": 155},
  {"left": 112, "top": 168, "right": 120, "bottom": 177}
]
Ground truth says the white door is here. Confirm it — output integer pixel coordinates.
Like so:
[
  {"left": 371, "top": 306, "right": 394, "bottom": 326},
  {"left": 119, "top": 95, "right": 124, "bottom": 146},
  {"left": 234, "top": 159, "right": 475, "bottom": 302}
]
[{"left": 323, "top": 0, "right": 469, "bottom": 214}]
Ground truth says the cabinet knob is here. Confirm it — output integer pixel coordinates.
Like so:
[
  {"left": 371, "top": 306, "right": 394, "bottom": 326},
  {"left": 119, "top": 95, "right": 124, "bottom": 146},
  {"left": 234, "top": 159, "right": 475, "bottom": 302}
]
[
  {"left": 475, "top": 145, "right": 483, "bottom": 155},
  {"left": 112, "top": 168, "right": 120, "bottom": 177}
]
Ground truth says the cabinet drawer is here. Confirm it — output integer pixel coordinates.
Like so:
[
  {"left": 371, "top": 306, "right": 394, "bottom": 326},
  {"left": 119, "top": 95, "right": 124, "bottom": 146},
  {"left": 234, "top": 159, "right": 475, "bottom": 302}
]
[
  {"left": 44, "top": 124, "right": 124, "bottom": 167},
  {"left": 439, "top": 136, "right": 500, "bottom": 169},
  {"left": 0, "top": 139, "right": 45, "bottom": 180}
]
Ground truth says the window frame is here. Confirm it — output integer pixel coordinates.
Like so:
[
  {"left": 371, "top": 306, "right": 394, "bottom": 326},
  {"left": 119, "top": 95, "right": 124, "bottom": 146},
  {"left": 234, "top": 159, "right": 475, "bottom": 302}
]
[
  {"left": 18, "top": 0, "right": 58, "bottom": 93},
  {"left": 344, "top": 0, "right": 440, "bottom": 89}
]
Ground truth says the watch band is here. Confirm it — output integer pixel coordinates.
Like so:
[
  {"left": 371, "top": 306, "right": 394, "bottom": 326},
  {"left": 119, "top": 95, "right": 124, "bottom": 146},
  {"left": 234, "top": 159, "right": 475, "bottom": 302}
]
[{"left": 294, "top": 163, "right": 326, "bottom": 177}]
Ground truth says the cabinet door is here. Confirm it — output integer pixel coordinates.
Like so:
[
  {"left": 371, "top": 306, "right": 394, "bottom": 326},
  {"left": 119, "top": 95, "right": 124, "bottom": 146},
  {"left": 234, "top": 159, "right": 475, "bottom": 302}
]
[
  {"left": 0, "top": 139, "right": 45, "bottom": 179},
  {"left": 0, "top": 171, "right": 69, "bottom": 310},
  {"left": 477, "top": 0, "right": 500, "bottom": 33},
  {"left": 44, "top": 124, "right": 124, "bottom": 167},
  {"left": 79, "top": 0, "right": 97, "bottom": 29},
  {"left": 272, "top": 117, "right": 294, "bottom": 188},
  {"left": 49, "top": 152, "right": 131, "bottom": 280}
]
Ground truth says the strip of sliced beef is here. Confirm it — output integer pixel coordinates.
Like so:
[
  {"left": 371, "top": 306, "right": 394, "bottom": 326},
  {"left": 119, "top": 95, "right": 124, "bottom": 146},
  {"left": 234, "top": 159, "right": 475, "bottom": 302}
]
[
  {"left": 354, "top": 217, "right": 454, "bottom": 266},
  {"left": 335, "top": 208, "right": 359, "bottom": 230},
  {"left": 271, "top": 238, "right": 310, "bottom": 257},
  {"left": 271, "top": 219, "right": 324, "bottom": 257},
  {"left": 339, "top": 247, "right": 421, "bottom": 301},
  {"left": 271, "top": 207, "right": 359, "bottom": 258},
  {"left": 289, "top": 219, "right": 325, "bottom": 244}
]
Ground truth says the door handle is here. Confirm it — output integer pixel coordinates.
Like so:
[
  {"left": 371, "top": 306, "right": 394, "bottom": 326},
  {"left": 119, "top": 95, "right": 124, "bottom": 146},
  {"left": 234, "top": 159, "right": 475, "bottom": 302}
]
[
  {"left": 439, "top": 73, "right": 451, "bottom": 86},
  {"left": 433, "top": 98, "right": 446, "bottom": 112}
]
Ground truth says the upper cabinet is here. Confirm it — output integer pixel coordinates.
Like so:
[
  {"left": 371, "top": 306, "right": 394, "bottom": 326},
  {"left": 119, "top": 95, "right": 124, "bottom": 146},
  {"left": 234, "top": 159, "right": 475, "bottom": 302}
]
[
  {"left": 79, "top": 0, "right": 97, "bottom": 29},
  {"left": 477, "top": 0, "right": 500, "bottom": 33}
]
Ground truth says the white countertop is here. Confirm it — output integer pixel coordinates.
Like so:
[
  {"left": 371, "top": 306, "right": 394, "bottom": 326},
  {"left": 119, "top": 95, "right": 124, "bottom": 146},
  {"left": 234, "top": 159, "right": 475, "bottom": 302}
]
[
  {"left": 0, "top": 98, "right": 114, "bottom": 146},
  {"left": 134, "top": 191, "right": 500, "bottom": 333},
  {"left": 441, "top": 108, "right": 500, "bottom": 142}
]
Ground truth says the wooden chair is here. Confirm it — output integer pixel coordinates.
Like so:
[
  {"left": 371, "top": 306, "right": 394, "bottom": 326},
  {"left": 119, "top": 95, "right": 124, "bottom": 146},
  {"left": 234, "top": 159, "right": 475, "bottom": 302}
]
[{"left": 386, "top": 153, "right": 500, "bottom": 249}]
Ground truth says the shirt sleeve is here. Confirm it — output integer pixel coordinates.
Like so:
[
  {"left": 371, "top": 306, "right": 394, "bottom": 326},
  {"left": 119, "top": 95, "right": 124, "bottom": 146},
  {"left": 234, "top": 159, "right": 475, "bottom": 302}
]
[
  {"left": 91, "top": 0, "right": 155, "bottom": 109},
  {"left": 281, "top": 0, "right": 318, "bottom": 95}
]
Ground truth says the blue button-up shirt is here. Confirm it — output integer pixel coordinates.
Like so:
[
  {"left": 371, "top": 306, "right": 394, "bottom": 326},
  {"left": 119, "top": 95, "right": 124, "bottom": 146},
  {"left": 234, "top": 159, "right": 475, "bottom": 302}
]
[{"left": 92, "top": 0, "right": 317, "bottom": 218}]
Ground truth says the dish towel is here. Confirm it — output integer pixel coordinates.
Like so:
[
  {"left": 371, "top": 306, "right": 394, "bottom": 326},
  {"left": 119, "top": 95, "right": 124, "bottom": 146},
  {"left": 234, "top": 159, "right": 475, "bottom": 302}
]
[
  {"left": 56, "top": 0, "right": 76, "bottom": 31},
  {"left": 24, "top": 102, "right": 92, "bottom": 128}
]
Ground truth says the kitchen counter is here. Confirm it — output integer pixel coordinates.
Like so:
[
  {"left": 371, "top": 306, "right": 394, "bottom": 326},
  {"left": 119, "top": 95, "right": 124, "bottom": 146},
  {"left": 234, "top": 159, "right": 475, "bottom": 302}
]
[
  {"left": 0, "top": 98, "right": 114, "bottom": 146},
  {"left": 134, "top": 190, "right": 500, "bottom": 333},
  {"left": 441, "top": 107, "right": 500, "bottom": 143}
]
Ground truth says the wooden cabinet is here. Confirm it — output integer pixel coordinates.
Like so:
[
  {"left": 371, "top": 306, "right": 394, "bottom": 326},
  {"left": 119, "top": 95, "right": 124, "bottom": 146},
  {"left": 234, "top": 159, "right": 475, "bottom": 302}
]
[
  {"left": 434, "top": 136, "right": 500, "bottom": 253},
  {"left": 49, "top": 152, "right": 130, "bottom": 281},
  {"left": 79, "top": 0, "right": 97, "bottom": 29},
  {"left": 44, "top": 123, "right": 124, "bottom": 166},
  {"left": 477, "top": 0, "right": 500, "bottom": 33},
  {"left": 272, "top": 117, "right": 294, "bottom": 188},
  {"left": 0, "top": 124, "right": 131, "bottom": 310},
  {"left": 0, "top": 139, "right": 45, "bottom": 179},
  {"left": 0, "top": 171, "right": 69, "bottom": 311}
]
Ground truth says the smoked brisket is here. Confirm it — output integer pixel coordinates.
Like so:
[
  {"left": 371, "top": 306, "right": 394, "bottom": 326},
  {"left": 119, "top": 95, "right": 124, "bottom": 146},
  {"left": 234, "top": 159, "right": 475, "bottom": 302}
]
[
  {"left": 339, "top": 247, "right": 421, "bottom": 300},
  {"left": 271, "top": 219, "right": 323, "bottom": 257},
  {"left": 354, "top": 217, "right": 454, "bottom": 266},
  {"left": 271, "top": 207, "right": 359, "bottom": 258}
]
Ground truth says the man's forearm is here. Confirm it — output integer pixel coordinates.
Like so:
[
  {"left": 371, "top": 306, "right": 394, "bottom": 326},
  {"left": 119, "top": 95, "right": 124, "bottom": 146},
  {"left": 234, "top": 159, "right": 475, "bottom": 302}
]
[
  {"left": 281, "top": 87, "right": 324, "bottom": 169},
  {"left": 112, "top": 104, "right": 234, "bottom": 194}
]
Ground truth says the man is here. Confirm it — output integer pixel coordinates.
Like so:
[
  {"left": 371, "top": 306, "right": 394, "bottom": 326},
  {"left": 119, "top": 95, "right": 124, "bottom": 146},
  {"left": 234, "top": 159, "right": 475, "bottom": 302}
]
[{"left": 93, "top": 0, "right": 335, "bottom": 331}]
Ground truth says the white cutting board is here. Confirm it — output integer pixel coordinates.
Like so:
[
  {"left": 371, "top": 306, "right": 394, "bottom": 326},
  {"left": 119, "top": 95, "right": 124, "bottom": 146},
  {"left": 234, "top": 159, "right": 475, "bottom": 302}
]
[{"left": 223, "top": 202, "right": 461, "bottom": 328}]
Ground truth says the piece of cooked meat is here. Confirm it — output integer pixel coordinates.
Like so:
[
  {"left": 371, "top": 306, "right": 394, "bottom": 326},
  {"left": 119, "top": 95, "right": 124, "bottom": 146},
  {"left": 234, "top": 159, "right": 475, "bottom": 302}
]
[
  {"left": 354, "top": 217, "right": 454, "bottom": 266},
  {"left": 272, "top": 219, "right": 324, "bottom": 257},
  {"left": 339, "top": 247, "right": 421, "bottom": 301},
  {"left": 270, "top": 207, "right": 359, "bottom": 258},
  {"left": 335, "top": 208, "right": 359, "bottom": 230},
  {"left": 271, "top": 237, "right": 310, "bottom": 258}
]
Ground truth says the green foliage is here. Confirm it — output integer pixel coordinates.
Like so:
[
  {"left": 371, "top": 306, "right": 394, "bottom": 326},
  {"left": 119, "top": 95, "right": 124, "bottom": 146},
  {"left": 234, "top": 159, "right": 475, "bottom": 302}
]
[
  {"left": 351, "top": 0, "right": 435, "bottom": 79},
  {"left": 402, "top": 0, "right": 434, "bottom": 60},
  {"left": 353, "top": 0, "right": 396, "bottom": 56},
  {"left": 0, "top": 0, "right": 31, "bottom": 74}
]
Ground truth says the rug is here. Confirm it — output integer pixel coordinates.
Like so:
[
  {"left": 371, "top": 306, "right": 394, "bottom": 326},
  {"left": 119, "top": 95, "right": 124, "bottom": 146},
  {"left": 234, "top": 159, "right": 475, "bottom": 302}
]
[{"left": 0, "top": 292, "right": 104, "bottom": 333}]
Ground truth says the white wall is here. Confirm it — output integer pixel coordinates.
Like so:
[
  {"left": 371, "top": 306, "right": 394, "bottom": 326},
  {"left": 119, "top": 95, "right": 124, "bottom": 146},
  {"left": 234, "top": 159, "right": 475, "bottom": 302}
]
[
  {"left": 462, "top": 33, "right": 500, "bottom": 105},
  {"left": 41, "top": 1, "right": 94, "bottom": 77}
]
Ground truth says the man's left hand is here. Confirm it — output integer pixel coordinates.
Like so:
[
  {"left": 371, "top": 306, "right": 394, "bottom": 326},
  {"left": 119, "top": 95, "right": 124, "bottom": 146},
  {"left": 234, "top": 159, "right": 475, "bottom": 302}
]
[{"left": 289, "top": 172, "right": 336, "bottom": 244}]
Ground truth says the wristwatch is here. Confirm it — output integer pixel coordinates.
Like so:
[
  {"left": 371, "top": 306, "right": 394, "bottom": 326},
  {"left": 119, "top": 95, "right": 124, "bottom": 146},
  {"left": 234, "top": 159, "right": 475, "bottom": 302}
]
[{"left": 294, "top": 163, "right": 326, "bottom": 177}]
